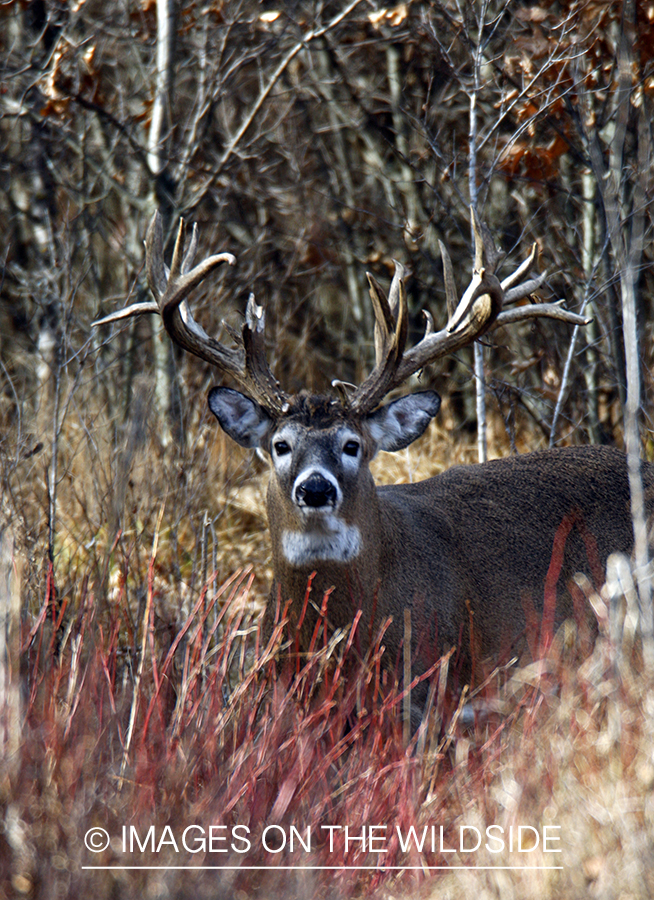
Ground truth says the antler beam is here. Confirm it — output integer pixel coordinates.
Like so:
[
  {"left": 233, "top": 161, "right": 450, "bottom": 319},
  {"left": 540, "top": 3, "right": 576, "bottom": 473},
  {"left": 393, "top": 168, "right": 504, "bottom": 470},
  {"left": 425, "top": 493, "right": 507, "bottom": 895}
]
[
  {"left": 96, "top": 208, "right": 588, "bottom": 420},
  {"left": 94, "top": 212, "right": 288, "bottom": 414},
  {"left": 349, "top": 207, "right": 588, "bottom": 413}
]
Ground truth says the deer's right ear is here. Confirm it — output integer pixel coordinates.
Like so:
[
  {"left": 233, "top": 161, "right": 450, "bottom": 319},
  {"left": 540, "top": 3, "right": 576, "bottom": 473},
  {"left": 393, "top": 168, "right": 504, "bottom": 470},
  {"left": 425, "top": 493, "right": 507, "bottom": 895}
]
[{"left": 208, "top": 387, "right": 273, "bottom": 449}]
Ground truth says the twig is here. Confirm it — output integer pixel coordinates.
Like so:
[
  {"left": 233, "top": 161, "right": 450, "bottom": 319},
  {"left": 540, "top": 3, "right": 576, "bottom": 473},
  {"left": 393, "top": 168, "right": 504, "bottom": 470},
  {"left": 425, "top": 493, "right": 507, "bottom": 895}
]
[
  {"left": 213, "top": 0, "right": 364, "bottom": 176},
  {"left": 118, "top": 502, "right": 165, "bottom": 789}
]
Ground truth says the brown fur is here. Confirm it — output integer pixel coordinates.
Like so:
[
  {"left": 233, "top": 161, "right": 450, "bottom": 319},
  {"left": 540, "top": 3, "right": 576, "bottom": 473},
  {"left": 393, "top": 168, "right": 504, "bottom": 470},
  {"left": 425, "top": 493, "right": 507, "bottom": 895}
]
[
  {"left": 264, "top": 442, "right": 653, "bottom": 688},
  {"left": 207, "top": 385, "right": 652, "bottom": 707}
]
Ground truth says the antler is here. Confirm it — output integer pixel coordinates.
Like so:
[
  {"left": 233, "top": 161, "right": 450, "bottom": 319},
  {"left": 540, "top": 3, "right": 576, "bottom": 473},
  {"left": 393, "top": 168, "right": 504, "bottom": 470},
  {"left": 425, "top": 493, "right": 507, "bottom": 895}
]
[
  {"left": 96, "top": 209, "right": 588, "bottom": 420},
  {"left": 94, "top": 211, "right": 289, "bottom": 415},
  {"left": 348, "top": 207, "right": 590, "bottom": 414}
]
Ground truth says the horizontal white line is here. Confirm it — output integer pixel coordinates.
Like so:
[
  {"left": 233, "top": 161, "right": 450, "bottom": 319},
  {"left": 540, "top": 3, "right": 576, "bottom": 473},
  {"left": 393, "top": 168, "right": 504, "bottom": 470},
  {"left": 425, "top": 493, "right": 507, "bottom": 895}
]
[{"left": 82, "top": 865, "right": 563, "bottom": 871}]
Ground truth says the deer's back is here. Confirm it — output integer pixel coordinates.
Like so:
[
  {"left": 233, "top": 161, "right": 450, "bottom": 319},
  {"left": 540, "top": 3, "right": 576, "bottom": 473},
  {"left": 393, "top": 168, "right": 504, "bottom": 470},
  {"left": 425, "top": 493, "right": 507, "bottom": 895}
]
[{"left": 377, "top": 445, "right": 653, "bottom": 670}]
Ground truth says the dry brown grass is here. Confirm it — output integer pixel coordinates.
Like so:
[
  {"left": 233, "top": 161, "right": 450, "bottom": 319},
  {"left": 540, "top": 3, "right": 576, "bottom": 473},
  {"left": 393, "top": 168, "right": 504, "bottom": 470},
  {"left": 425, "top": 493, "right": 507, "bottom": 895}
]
[{"left": 1, "top": 374, "right": 653, "bottom": 900}]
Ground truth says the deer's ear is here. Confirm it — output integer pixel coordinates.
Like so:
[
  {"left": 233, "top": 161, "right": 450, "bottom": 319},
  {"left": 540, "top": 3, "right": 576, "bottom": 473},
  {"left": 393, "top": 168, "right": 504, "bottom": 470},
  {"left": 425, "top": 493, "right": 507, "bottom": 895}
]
[
  {"left": 208, "top": 387, "right": 273, "bottom": 449},
  {"left": 366, "top": 391, "right": 441, "bottom": 453}
]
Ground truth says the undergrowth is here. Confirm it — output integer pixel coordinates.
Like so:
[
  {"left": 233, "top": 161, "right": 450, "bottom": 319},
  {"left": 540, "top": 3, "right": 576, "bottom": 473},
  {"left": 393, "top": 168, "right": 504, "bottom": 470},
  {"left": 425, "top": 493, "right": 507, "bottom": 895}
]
[
  {"left": 1, "top": 379, "right": 653, "bottom": 899},
  {"left": 2, "top": 532, "right": 654, "bottom": 899}
]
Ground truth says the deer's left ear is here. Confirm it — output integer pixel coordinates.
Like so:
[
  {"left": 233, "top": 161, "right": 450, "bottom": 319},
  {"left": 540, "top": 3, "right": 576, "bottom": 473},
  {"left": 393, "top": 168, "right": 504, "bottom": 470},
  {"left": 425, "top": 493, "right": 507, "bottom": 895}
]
[{"left": 366, "top": 391, "right": 441, "bottom": 453}]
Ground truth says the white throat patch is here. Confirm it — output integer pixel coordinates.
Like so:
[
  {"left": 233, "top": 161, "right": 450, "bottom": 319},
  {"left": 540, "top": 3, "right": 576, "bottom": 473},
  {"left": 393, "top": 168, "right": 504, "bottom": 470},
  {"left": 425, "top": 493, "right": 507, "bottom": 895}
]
[{"left": 282, "top": 516, "right": 362, "bottom": 565}]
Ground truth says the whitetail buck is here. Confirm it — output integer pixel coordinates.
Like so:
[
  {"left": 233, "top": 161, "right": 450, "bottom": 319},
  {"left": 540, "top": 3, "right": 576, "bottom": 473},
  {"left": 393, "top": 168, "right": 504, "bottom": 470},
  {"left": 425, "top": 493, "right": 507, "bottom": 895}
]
[{"left": 96, "top": 211, "right": 654, "bottom": 703}]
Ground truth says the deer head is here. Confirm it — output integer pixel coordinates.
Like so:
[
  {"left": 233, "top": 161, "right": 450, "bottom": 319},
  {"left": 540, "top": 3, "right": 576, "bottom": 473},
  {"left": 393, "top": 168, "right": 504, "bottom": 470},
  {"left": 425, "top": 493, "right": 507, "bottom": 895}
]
[{"left": 95, "top": 210, "right": 591, "bottom": 661}]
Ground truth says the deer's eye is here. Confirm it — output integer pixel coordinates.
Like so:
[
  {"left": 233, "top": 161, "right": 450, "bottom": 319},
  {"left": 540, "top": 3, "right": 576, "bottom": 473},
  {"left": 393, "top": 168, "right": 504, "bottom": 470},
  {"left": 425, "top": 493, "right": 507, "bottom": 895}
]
[
  {"left": 273, "top": 440, "right": 291, "bottom": 457},
  {"left": 343, "top": 440, "right": 360, "bottom": 457}
]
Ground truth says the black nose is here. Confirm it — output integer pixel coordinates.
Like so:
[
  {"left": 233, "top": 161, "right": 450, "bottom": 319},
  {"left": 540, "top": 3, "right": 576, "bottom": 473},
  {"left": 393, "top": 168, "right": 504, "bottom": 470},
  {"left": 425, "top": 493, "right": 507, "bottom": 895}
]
[{"left": 295, "top": 473, "right": 337, "bottom": 508}]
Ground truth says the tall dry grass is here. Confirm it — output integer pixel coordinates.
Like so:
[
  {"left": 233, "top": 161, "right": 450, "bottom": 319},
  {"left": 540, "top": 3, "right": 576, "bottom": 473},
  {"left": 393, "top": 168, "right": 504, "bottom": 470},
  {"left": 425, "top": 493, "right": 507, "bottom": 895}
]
[{"left": 1, "top": 369, "right": 653, "bottom": 899}]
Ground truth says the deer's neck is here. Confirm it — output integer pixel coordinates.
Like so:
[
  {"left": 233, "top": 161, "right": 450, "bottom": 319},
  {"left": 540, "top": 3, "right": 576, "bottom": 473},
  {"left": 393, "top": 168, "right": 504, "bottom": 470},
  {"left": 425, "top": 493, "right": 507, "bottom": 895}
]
[{"left": 266, "top": 488, "right": 386, "bottom": 647}]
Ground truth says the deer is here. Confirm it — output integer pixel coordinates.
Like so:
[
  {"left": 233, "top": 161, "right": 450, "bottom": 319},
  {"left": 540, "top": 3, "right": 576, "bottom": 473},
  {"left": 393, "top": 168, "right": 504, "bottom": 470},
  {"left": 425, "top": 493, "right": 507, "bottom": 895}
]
[{"left": 96, "top": 210, "right": 654, "bottom": 711}]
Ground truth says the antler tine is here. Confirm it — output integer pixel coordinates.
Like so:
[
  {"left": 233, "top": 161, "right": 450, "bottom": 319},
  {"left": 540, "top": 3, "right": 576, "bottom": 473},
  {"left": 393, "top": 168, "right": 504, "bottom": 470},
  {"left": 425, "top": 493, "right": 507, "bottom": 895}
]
[
  {"left": 501, "top": 242, "right": 537, "bottom": 292},
  {"left": 446, "top": 206, "right": 503, "bottom": 336},
  {"left": 94, "top": 211, "right": 289, "bottom": 415},
  {"left": 422, "top": 308, "right": 435, "bottom": 337},
  {"left": 500, "top": 242, "right": 551, "bottom": 305},
  {"left": 445, "top": 267, "right": 503, "bottom": 336},
  {"left": 94, "top": 300, "right": 160, "bottom": 326},
  {"left": 242, "top": 295, "right": 290, "bottom": 413},
  {"left": 472, "top": 206, "right": 502, "bottom": 275},
  {"left": 350, "top": 261, "right": 409, "bottom": 414},
  {"left": 168, "top": 217, "right": 187, "bottom": 286},
  {"left": 438, "top": 240, "right": 457, "bottom": 320},
  {"left": 183, "top": 222, "right": 200, "bottom": 274},
  {"left": 366, "top": 273, "right": 394, "bottom": 366},
  {"left": 472, "top": 206, "right": 485, "bottom": 272},
  {"left": 504, "top": 273, "right": 548, "bottom": 304},
  {"left": 366, "top": 260, "right": 405, "bottom": 367},
  {"left": 387, "top": 259, "right": 405, "bottom": 318}
]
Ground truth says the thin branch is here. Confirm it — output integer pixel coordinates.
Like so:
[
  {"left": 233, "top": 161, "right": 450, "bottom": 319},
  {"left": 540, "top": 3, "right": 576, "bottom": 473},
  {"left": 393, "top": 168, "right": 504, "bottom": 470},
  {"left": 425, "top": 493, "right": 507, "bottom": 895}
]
[{"left": 213, "top": 0, "right": 363, "bottom": 176}]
